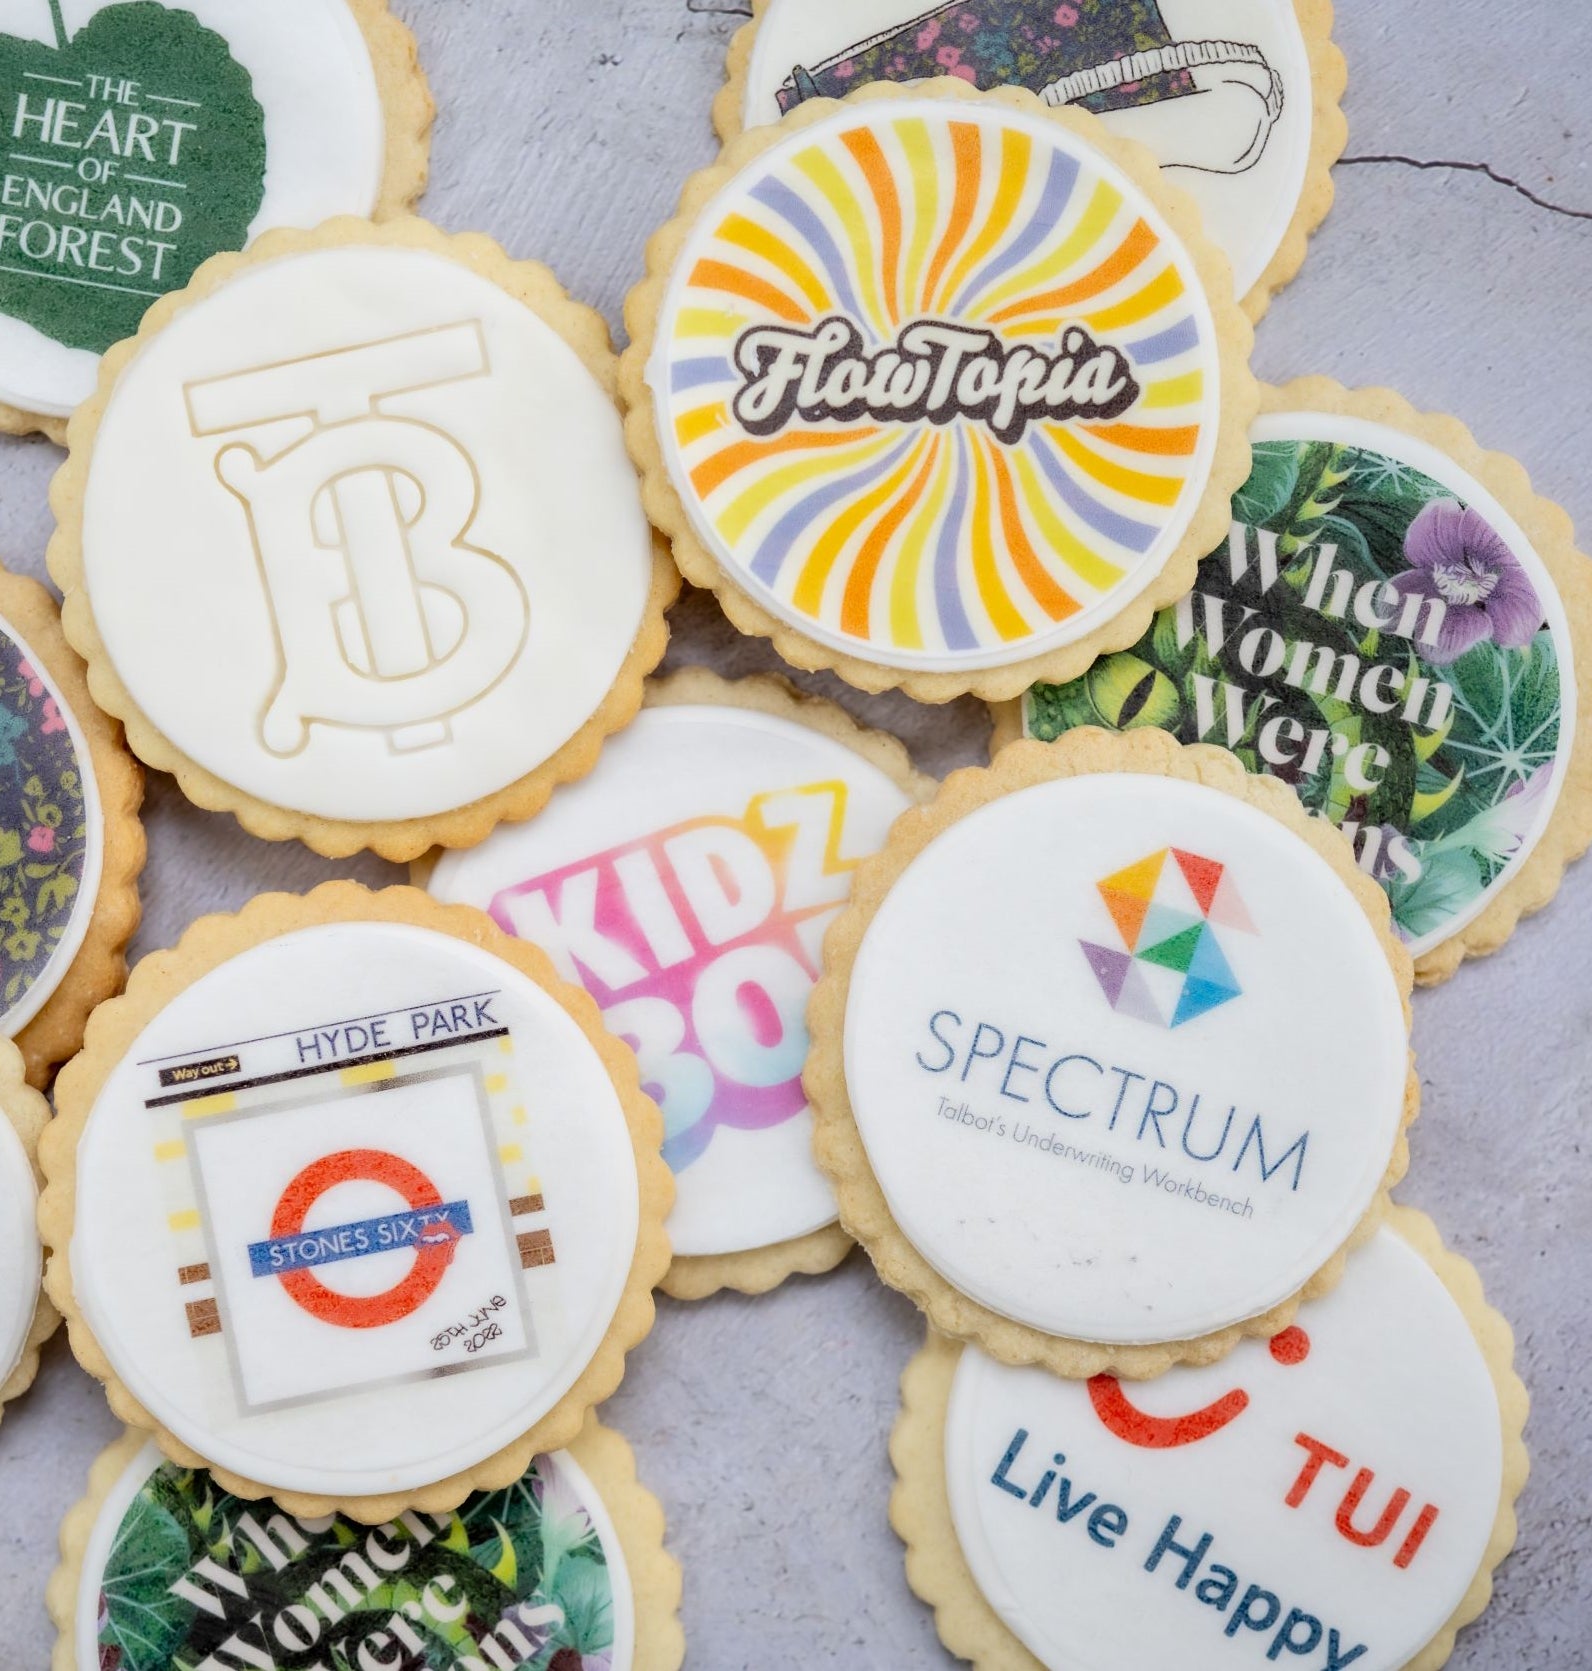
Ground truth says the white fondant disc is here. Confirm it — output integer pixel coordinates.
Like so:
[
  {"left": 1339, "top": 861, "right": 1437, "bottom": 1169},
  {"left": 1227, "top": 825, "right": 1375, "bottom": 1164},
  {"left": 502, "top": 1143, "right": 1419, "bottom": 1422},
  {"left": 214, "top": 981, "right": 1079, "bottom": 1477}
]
[
  {"left": 944, "top": 1225, "right": 1504, "bottom": 1670},
  {"left": 71, "top": 920, "right": 641, "bottom": 1497},
  {"left": 80, "top": 243, "right": 653, "bottom": 823},
  {"left": 843, "top": 771, "right": 1408, "bottom": 1343}
]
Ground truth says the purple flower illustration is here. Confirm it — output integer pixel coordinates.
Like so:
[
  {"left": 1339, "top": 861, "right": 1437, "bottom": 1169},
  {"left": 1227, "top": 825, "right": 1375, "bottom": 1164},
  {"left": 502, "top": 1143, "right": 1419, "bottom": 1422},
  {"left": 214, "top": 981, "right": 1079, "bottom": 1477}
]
[{"left": 1388, "top": 499, "right": 1543, "bottom": 664}]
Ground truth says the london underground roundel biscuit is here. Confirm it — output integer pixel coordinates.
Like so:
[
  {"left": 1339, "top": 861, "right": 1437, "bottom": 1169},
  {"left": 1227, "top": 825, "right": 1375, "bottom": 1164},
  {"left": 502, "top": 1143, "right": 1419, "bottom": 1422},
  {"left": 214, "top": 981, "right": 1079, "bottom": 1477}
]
[
  {"left": 623, "top": 82, "right": 1257, "bottom": 705},
  {"left": 0, "top": 565, "right": 142, "bottom": 1087},
  {"left": 39, "top": 882, "right": 672, "bottom": 1522},
  {"left": 891, "top": 1206, "right": 1528, "bottom": 1671},
  {"left": 48, "top": 217, "right": 677, "bottom": 860},
  {"left": 0, "top": 1036, "right": 55, "bottom": 1421},
  {"left": 50, "top": 1414, "right": 685, "bottom": 1671},
  {"left": 719, "top": 0, "right": 1346, "bottom": 322},
  {"left": 425, "top": 669, "right": 930, "bottom": 1300},
  {"left": 998, "top": 380, "right": 1592, "bottom": 986},
  {"left": 0, "top": 0, "right": 433, "bottom": 438},
  {"left": 806, "top": 728, "right": 1417, "bottom": 1378}
]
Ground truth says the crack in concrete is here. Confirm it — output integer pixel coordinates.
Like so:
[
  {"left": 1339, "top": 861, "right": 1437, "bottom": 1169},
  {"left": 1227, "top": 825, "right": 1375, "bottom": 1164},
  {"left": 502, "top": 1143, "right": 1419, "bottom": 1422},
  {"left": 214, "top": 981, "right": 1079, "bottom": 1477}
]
[{"left": 1341, "top": 153, "right": 1592, "bottom": 224}]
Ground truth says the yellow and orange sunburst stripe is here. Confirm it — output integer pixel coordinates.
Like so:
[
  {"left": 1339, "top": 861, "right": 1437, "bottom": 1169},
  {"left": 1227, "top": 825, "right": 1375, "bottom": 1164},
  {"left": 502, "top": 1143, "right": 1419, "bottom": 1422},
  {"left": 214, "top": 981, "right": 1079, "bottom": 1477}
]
[{"left": 657, "top": 105, "right": 1215, "bottom": 657}]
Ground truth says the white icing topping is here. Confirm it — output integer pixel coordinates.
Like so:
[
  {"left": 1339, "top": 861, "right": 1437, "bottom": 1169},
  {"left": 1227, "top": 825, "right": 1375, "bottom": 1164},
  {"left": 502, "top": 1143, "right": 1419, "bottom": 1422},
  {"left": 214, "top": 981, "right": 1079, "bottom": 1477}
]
[
  {"left": 81, "top": 244, "right": 654, "bottom": 823},
  {"left": 740, "top": 0, "right": 1316, "bottom": 299},
  {"left": 843, "top": 771, "right": 1409, "bottom": 1343},
  {"left": 943, "top": 1225, "right": 1505, "bottom": 1670},
  {"left": 70, "top": 920, "right": 642, "bottom": 1496},
  {"left": 429, "top": 703, "right": 914, "bottom": 1258}
]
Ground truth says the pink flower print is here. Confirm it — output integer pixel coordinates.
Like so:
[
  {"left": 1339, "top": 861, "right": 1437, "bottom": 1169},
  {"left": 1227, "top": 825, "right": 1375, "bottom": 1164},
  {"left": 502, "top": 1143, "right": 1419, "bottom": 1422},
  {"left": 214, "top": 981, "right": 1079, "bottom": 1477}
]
[
  {"left": 17, "top": 659, "right": 43, "bottom": 698},
  {"left": 958, "top": 10, "right": 978, "bottom": 29},
  {"left": 917, "top": 19, "right": 941, "bottom": 47},
  {"left": 1054, "top": 3, "right": 1079, "bottom": 23},
  {"left": 41, "top": 697, "right": 65, "bottom": 735},
  {"left": 936, "top": 44, "right": 963, "bottom": 67},
  {"left": 27, "top": 825, "right": 54, "bottom": 855},
  {"left": 835, "top": 59, "right": 855, "bottom": 79},
  {"left": 952, "top": 62, "right": 977, "bottom": 81}
]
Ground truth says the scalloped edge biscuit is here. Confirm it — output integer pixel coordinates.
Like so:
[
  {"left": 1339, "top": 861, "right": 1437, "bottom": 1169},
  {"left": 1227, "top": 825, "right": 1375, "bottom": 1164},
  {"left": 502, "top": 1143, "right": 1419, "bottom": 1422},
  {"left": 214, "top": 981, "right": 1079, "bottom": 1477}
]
[
  {"left": 889, "top": 1203, "right": 1530, "bottom": 1671},
  {"left": 38, "top": 880, "right": 674, "bottom": 1524},
  {"left": 47, "top": 1413, "right": 686, "bottom": 1671},
  {"left": 0, "top": 566, "right": 144, "bottom": 1087},
  {"left": 45, "top": 215, "right": 679, "bottom": 862},
  {"left": 0, "top": 1037, "right": 58, "bottom": 1421},
  {"left": 621, "top": 78, "right": 1258, "bottom": 706},
  {"left": 712, "top": 0, "right": 1345, "bottom": 326},
  {"left": 805, "top": 726, "right": 1420, "bottom": 1379},
  {"left": 414, "top": 664, "right": 935, "bottom": 1301},
  {"left": 990, "top": 378, "right": 1592, "bottom": 988},
  {"left": 0, "top": 0, "right": 437, "bottom": 443}
]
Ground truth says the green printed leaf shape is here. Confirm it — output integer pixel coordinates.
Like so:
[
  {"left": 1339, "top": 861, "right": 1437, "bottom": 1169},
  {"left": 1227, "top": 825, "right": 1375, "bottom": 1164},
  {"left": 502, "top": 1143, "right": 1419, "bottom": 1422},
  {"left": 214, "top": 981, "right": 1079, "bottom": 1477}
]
[
  {"left": 1419, "top": 632, "right": 1562, "bottom": 840},
  {"left": 549, "top": 1552, "right": 617, "bottom": 1655},
  {"left": 0, "top": 1, "right": 266, "bottom": 352},
  {"left": 100, "top": 1475, "right": 196, "bottom": 1670},
  {"left": 1232, "top": 440, "right": 1300, "bottom": 527},
  {"left": 1386, "top": 845, "right": 1486, "bottom": 943}
]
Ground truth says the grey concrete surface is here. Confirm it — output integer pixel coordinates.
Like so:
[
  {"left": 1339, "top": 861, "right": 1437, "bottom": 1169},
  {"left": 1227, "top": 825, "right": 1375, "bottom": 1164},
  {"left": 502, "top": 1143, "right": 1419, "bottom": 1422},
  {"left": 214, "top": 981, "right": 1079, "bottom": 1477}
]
[{"left": 1, "top": 0, "right": 1590, "bottom": 1665}]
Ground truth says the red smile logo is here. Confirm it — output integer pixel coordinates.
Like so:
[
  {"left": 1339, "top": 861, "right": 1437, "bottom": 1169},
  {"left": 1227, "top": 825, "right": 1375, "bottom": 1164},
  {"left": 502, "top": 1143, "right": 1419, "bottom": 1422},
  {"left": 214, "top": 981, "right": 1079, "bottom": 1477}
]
[{"left": 1088, "top": 1326, "right": 1311, "bottom": 1448}]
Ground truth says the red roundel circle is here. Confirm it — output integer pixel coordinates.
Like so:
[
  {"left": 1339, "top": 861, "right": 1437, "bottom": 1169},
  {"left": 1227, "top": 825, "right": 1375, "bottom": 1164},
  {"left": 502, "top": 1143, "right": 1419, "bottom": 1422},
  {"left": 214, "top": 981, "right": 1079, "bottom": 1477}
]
[{"left": 269, "top": 1148, "right": 459, "bottom": 1330}]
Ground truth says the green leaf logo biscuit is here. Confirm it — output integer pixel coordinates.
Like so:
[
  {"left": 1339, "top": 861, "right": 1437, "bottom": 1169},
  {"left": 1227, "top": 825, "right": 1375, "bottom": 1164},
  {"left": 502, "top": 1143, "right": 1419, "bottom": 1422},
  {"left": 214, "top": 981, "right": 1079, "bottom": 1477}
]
[{"left": 0, "top": 0, "right": 265, "bottom": 352}]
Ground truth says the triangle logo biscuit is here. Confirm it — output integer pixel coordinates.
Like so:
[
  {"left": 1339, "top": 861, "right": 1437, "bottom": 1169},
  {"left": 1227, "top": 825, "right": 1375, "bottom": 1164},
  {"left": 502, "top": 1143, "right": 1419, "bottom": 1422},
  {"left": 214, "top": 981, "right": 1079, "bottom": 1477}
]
[{"left": 1080, "top": 847, "right": 1254, "bottom": 1029}]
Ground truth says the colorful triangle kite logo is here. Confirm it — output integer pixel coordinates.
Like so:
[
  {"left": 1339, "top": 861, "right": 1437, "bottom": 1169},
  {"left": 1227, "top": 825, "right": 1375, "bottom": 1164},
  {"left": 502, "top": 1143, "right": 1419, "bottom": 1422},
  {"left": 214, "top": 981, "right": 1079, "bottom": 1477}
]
[{"left": 1079, "top": 847, "right": 1256, "bottom": 1030}]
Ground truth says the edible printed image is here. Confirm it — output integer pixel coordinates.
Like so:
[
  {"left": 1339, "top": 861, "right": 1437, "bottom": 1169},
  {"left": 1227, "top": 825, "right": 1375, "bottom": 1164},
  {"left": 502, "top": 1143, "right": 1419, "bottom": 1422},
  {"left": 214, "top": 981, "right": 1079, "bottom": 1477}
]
[
  {"left": 1019, "top": 392, "right": 1590, "bottom": 978},
  {"left": 50, "top": 221, "right": 672, "bottom": 856},
  {"left": 0, "top": 565, "right": 142, "bottom": 1086},
  {"left": 427, "top": 679, "right": 921, "bottom": 1290},
  {"left": 894, "top": 1209, "right": 1527, "bottom": 1671},
  {"left": 0, "top": 0, "right": 432, "bottom": 427},
  {"left": 809, "top": 736, "right": 1416, "bottom": 1372},
  {"left": 56, "top": 1417, "right": 685, "bottom": 1671},
  {"left": 627, "top": 92, "right": 1255, "bottom": 700},
  {"left": 0, "top": 610, "right": 100, "bottom": 1036},
  {"left": 46, "top": 897, "right": 666, "bottom": 1506},
  {"left": 730, "top": 0, "right": 1340, "bottom": 307}
]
